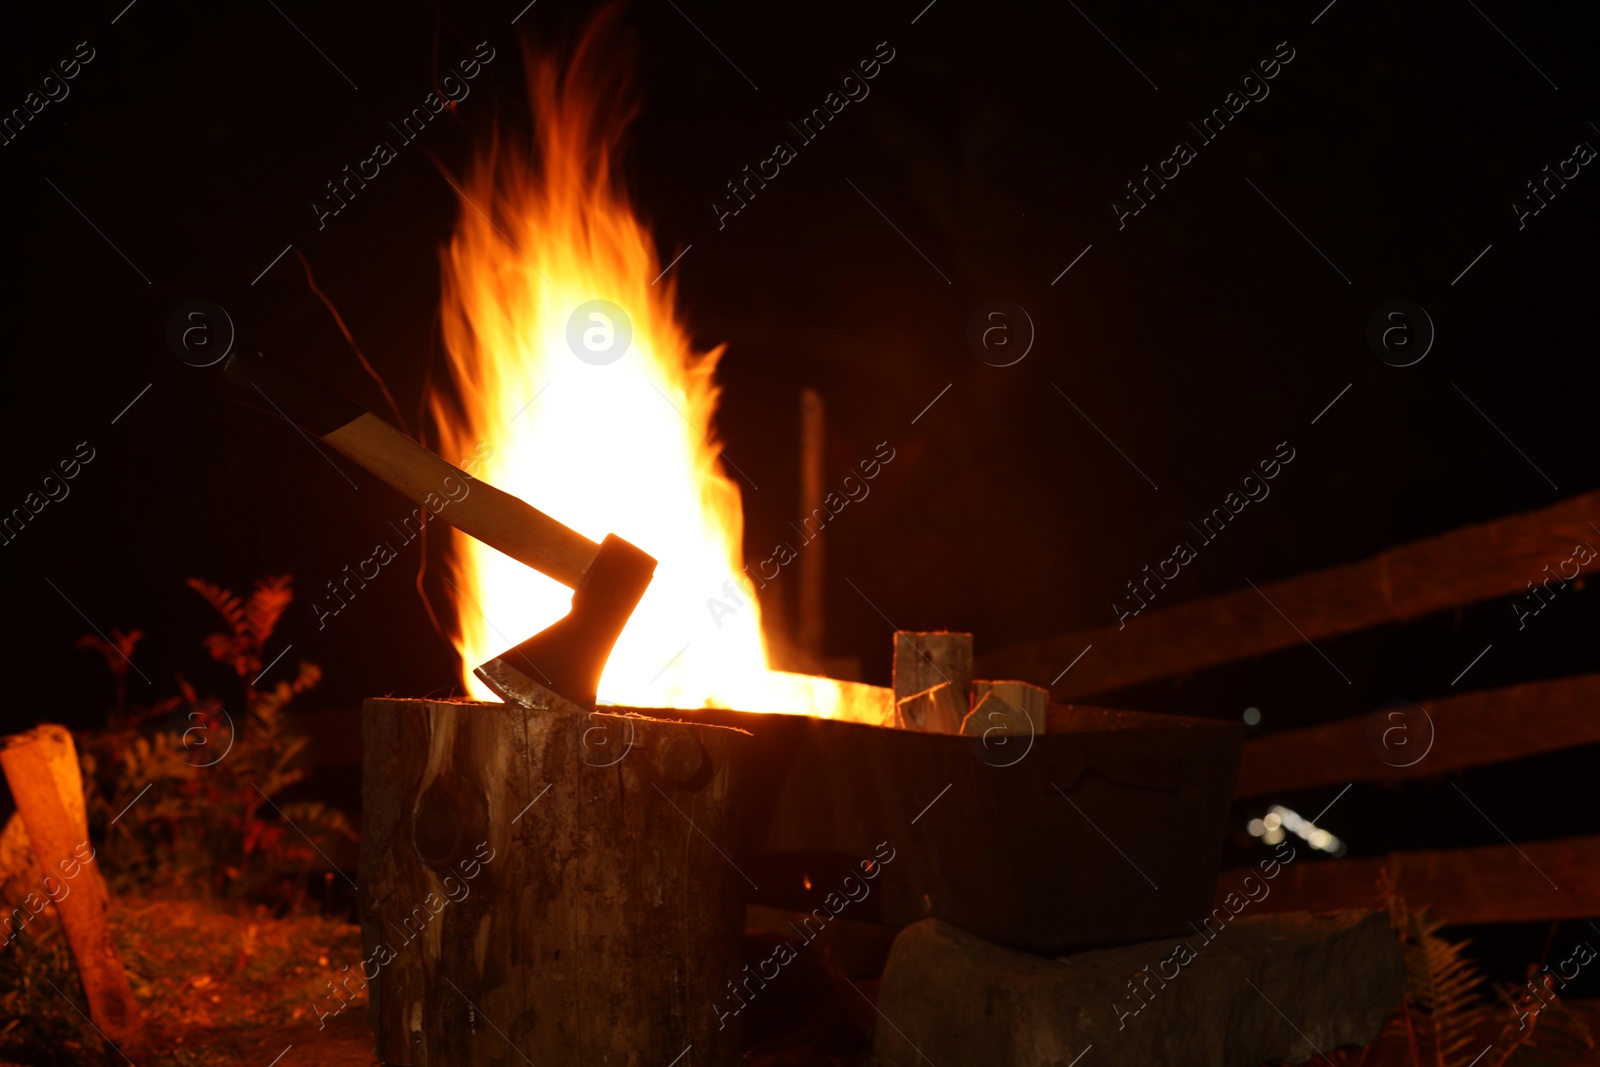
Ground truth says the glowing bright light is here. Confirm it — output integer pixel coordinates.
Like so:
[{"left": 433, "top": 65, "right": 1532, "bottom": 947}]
[
  {"left": 429, "top": 27, "right": 888, "bottom": 723},
  {"left": 1257, "top": 804, "right": 1345, "bottom": 854}
]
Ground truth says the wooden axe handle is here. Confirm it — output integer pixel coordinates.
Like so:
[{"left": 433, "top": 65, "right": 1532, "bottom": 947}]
[
  {"left": 326, "top": 413, "right": 596, "bottom": 588},
  {"left": 220, "top": 349, "right": 599, "bottom": 590}
]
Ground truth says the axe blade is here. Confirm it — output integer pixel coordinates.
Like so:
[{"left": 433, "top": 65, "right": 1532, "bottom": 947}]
[{"left": 474, "top": 533, "right": 657, "bottom": 712}]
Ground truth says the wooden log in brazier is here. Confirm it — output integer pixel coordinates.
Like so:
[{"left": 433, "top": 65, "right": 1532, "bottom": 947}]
[
  {"left": 360, "top": 698, "right": 750, "bottom": 1066},
  {"left": 893, "top": 631, "right": 972, "bottom": 711},
  {"left": 965, "top": 680, "right": 1049, "bottom": 737},
  {"left": 895, "top": 681, "right": 965, "bottom": 733}
]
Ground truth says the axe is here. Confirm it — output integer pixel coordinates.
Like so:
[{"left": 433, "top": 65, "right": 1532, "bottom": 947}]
[{"left": 218, "top": 348, "right": 656, "bottom": 713}]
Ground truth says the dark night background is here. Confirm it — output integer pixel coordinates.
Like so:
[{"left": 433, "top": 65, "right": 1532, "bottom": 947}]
[{"left": 2, "top": 0, "right": 1597, "bottom": 979}]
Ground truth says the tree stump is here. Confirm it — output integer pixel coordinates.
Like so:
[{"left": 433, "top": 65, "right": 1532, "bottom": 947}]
[
  {"left": 0, "top": 725, "right": 143, "bottom": 1052},
  {"left": 360, "top": 697, "right": 750, "bottom": 1066}
]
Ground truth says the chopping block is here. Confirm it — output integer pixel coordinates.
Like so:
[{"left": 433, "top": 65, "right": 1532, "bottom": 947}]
[{"left": 359, "top": 697, "right": 750, "bottom": 1066}]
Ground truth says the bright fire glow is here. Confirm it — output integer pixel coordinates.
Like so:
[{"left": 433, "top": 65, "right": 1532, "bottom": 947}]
[{"left": 430, "top": 28, "right": 888, "bottom": 722}]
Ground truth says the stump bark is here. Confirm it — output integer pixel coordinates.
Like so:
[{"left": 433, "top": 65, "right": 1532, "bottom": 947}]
[{"left": 360, "top": 697, "right": 750, "bottom": 1066}]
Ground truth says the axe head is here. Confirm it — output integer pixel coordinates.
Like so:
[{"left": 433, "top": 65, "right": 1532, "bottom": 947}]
[{"left": 474, "top": 534, "right": 657, "bottom": 712}]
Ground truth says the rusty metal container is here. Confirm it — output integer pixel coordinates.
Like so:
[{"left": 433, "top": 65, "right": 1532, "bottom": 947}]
[{"left": 688, "top": 703, "right": 1244, "bottom": 952}]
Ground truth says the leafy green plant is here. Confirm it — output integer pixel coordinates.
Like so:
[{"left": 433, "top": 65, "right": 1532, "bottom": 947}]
[{"left": 74, "top": 575, "right": 354, "bottom": 909}]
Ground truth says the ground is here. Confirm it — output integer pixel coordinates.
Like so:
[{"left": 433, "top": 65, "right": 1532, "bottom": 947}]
[
  {"left": 5, "top": 897, "right": 1594, "bottom": 1066},
  {"left": 1, "top": 896, "right": 377, "bottom": 1067}
]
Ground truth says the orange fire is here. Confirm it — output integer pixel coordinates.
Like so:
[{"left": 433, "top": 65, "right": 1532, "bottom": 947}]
[{"left": 430, "top": 26, "right": 888, "bottom": 722}]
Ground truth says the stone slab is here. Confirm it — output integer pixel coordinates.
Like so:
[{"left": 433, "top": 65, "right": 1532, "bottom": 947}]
[{"left": 876, "top": 910, "right": 1403, "bottom": 1067}]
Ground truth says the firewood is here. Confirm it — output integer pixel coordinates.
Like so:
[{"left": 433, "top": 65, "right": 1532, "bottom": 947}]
[
  {"left": 962, "top": 692, "right": 1021, "bottom": 738},
  {"left": 0, "top": 725, "right": 142, "bottom": 1051},
  {"left": 895, "top": 682, "right": 964, "bottom": 733},
  {"left": 893, "top": 632, "right": 972, "bottom": 714},
  {"left": 964, "top": 681, "right": 1048, "bottom": 737}
]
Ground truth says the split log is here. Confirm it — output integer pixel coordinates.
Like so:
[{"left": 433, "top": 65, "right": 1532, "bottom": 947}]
[
  {"left": 962, "top": 693, "right": 1028, "bottom": 739},
  {"left": 361, "top": 697, "right": 750, "bottom": 1066},
  {"left": 893, "top": 631, "right": 972, "bottom": 712},
  {"left": 895, "top": 682, "right": 965, "bottom": 733},
  {"left": 1236, "top": 673, "right": 1600, "bottom": 798},
  {"left": 965, "top": 681, "right": 1049, "bottom": 737},
  {"left": 0, "top": 725, "right": 142, "bottom": 1051},
  {"left": 978, "top": 487, "right": 1600, "bottom": 700},
  {"left": 1217, "top": 834, "right": 1600, "bottom": 924}
]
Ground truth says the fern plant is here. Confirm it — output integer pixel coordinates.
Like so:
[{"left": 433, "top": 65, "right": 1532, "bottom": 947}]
[
  {"left": 75, "top": 575, "right": 354, "bottom": 909},
  {"left": 1384, "top": 872, "right": 1491, "bottom": 1067},
  {"left": 1329, "top": 870, "right": 1598, "bottom": 1066},
  {"left": 1486, "top": 961, "right": 1597, "bottom": 1067}
]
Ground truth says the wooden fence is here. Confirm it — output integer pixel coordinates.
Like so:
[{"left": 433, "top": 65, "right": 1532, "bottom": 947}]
[{"left": 980, "top": 489, "right": 1600, "bottom": 923}]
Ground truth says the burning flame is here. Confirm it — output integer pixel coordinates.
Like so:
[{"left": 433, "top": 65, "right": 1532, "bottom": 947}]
[{"left": 431, "top": 24, "right": 887, "bottom": 721}]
